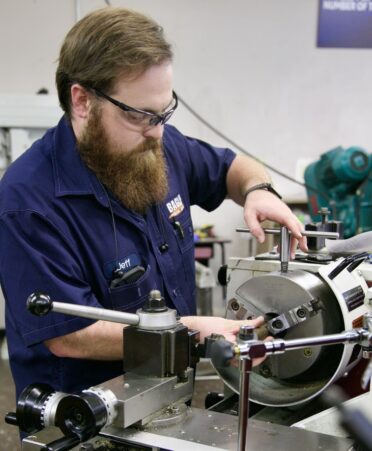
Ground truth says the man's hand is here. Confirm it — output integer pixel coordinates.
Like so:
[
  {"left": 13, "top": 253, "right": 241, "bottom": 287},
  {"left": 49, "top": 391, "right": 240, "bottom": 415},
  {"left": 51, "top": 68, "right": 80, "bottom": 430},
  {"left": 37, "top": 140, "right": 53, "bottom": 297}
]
[
  {"left": 244, "top": 189, "right": 308, "bottom": 258},
  {"left": 181, "top": 315, "right": 267, "bottom": 367}
]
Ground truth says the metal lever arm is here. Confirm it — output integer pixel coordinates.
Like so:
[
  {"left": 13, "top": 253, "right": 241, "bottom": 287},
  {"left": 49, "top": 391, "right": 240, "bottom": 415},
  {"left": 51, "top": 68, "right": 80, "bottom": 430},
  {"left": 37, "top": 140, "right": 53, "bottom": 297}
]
[
  {"left": 27, "top": 292, "right": 140, "bottom": 326},
  {"left": 236, "top": 227, "right": 340, "bottom": 239}
]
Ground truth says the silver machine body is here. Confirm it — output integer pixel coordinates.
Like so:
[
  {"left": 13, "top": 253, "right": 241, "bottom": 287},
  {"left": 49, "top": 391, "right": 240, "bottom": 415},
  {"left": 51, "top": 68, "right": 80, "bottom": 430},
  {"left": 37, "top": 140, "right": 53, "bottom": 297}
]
[
  {"left": 8, "top": 245, "right": 372, "bottom": 450},
  {"left": 222, "top": 255, "right": 372, "bottom": 407}
]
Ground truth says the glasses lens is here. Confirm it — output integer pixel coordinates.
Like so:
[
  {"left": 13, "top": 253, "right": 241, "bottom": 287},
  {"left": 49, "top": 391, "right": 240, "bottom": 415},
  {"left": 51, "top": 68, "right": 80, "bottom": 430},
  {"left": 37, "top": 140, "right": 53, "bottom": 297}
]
[{"left": 124, "top": 110, "right": 151, "bottom": 126}]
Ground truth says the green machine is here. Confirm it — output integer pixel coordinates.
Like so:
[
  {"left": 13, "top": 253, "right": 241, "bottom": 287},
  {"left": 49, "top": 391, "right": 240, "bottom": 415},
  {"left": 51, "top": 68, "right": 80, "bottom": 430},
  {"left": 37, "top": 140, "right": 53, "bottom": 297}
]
[{"left": 304, "top": 146, "right": 372, "bottom": 238}]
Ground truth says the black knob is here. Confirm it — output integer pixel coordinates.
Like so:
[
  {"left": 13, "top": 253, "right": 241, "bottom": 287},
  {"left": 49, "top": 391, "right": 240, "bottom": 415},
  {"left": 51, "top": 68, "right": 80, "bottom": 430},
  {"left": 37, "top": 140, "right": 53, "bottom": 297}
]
[
  {"left": 14, "top": 383, "right": 55, "bottom": 433},
  {"left": 27, "top": 292, "right": 53, "bottom": 316},
  {"left": 217, "top": 265, "right": 228, "bottom": 286},
  {"left": 4, "top": 412, "right": 18, "bottom": 426},
  {"left": 209, "top": 339, "right": 234, "bottom": 368}
]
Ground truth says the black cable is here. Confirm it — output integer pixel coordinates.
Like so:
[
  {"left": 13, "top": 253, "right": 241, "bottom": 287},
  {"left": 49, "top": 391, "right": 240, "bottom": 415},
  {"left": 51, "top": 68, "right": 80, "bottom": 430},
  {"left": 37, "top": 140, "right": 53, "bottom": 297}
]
[
  {"left": 98, "top": 181, "right": 119, "bottom": 264},
  {"left": 177, "top": 93, "right": 333, "bottom": 204}
]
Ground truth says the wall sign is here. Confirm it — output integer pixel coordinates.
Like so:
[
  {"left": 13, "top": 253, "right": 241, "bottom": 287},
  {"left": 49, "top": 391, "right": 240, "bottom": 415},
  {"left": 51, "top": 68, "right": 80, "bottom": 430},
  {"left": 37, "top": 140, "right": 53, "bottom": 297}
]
[{"left": 318, "top": 0, "right": 372, "bottom": 48}]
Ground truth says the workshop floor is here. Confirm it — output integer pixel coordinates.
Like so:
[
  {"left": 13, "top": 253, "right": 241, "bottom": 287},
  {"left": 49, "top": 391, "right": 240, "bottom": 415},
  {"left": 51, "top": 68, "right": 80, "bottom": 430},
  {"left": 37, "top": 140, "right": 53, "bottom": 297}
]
[{"left": 0, "top": 340, "right": 223, "bottom": 451}]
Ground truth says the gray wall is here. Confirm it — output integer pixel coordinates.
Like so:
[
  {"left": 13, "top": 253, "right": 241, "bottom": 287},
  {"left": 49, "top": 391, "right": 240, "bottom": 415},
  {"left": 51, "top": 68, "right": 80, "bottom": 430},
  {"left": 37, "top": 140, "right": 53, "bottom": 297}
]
[{"left": 1, "top": 0, "right": 372, "bottom": 284}]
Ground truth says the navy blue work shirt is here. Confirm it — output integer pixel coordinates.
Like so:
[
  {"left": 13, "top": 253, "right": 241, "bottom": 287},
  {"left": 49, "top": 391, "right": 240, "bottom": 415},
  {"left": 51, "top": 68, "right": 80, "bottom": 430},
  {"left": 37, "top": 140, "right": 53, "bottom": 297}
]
[{"left": 0, "top": 117, "right": 236, "bottom": 398}]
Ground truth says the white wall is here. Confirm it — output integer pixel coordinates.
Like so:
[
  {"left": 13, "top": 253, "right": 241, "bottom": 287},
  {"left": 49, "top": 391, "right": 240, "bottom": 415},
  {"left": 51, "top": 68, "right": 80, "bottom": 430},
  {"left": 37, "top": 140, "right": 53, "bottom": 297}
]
[{"left": 1, "top": 0, "right": 372, "bottom": 284}]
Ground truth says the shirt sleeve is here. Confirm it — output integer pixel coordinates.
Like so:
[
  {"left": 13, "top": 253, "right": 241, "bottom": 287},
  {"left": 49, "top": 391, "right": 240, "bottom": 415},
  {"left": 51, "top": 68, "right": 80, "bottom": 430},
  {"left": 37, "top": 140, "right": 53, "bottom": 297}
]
[
  {"left": 164, "top": 125, "right": 237, "bottom": 211},
  {"left": 0, "top": 209, "right": 99, "bottom": 346}
]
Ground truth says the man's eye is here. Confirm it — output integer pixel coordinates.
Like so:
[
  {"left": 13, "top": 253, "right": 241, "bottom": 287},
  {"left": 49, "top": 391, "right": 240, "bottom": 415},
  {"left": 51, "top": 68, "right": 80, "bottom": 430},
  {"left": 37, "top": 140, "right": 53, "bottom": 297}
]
[{"left": 125, "top": 111, "right": 147, "bottom": 124}]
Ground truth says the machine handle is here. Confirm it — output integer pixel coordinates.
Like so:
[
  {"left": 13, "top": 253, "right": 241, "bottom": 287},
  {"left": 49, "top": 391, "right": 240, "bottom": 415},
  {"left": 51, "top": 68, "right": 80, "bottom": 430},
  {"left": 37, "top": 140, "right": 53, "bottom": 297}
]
[
  {"left": 27, "top": 292, "right": 140, "bottom": 326},
  {"left": 236, "top": 227, "right": 339, "bottom": 239},
  {"left": 4, "top": 412, "right": 18, "bottom": 426},
  {"left": 27, "top": 292, "right": 54, "bottom": 316}
]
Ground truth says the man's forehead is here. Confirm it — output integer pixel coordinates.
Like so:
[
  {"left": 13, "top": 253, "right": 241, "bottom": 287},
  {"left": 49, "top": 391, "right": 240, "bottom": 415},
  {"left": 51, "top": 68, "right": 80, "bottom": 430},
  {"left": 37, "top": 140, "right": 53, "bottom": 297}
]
[{"left": 112, "top": 62, "right": 173, "bottom": 99}]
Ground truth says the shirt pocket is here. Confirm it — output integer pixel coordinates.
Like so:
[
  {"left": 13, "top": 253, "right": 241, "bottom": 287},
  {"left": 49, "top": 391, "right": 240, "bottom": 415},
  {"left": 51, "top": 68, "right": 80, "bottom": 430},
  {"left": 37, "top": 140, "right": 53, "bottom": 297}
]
[
  {"left": 108, "top": 265, "right": 156, "bottom": 313},
  {"left": 171, "top": 210, "right": 194, "bottom": 254}
]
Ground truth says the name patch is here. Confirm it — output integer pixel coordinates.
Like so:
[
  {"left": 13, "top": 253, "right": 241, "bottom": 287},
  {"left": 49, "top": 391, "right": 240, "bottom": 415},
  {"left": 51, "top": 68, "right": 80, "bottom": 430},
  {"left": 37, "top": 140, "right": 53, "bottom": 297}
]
[{"left": 104, "top": 253, "right": 141, "bottom": 279}]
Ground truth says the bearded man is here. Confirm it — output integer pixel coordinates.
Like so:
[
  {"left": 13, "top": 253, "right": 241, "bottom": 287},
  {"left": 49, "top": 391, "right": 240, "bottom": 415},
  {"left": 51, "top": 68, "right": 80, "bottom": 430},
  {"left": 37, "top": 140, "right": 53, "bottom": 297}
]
[{"left": 0, "top": 7, "right": 306, "bottom": 401}]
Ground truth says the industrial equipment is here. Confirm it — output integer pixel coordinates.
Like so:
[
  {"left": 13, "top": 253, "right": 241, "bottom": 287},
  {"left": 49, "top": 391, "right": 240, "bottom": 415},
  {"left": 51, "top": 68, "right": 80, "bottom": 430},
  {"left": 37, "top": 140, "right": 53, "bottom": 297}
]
[
  {"left": 224, "top": 228, "right": 371, "bottom": 407},
  {"left": 304, "top": 146, "right": 372, "bottom": 238},
  {"left": 5, "top": 227, "right": 372, "bottom": 450}
]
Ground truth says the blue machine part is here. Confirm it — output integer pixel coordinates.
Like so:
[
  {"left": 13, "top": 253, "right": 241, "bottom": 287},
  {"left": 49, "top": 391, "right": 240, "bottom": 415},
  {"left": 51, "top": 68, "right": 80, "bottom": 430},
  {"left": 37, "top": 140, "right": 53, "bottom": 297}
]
[{"left": 304, "top": 146, "right": 372, "bottom": 238}]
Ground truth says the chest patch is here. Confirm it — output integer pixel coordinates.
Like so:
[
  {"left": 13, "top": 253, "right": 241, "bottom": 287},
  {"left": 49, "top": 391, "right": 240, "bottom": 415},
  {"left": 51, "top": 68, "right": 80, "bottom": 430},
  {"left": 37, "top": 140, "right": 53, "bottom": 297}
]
[
  {"left": 166, "top": 194, "right": 185, "bottom": 219},
  {"left": 103, "top": 253, "right": 142, "bottom": 279}
]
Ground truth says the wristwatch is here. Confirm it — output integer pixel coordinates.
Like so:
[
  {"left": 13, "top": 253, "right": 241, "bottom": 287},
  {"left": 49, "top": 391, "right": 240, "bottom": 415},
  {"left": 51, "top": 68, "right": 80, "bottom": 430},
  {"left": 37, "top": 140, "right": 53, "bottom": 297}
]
[{"left": 244, "top": 183, "right": 282, "bottom": 200}]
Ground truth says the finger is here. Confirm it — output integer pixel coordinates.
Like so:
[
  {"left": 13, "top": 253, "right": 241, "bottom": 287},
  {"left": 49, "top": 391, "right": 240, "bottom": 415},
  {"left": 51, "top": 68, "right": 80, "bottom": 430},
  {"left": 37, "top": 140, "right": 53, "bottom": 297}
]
[
  {"left": 283, "top": 217, "right": 304, "bottom": 240},
  {"left": 244, "top": 211, "right": 265, "bottom": 243},
  {"left": 290, "top": 236, "right": 298, "bottom": 260},
  {"left": 250, "top": 315, "right": 265, "bottom": 327},
  {"left": 298, "top": 235, "right": 308, "bottom": 252}
]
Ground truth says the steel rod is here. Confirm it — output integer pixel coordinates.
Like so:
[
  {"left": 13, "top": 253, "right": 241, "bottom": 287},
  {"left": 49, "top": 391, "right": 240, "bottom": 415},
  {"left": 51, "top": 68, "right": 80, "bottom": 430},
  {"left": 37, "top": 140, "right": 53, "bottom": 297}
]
[
  {"left": 236, "top": 227, "right": 339, "bottom": 239},
  {"left": 238, "top": 357, "right": 252, "bottom": 451},
  {"left": 52, "top": 301, "right": 140, "bottom": 325},
  {"left": 237, "top": 330, "right": 365, "bottom": 358}
]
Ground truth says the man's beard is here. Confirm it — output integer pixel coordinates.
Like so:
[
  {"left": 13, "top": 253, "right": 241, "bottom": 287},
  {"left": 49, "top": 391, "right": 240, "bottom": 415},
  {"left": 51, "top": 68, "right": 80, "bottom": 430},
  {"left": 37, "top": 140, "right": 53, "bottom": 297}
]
[{"left": 77, "top": 106, "right": 169, "bottom": 215}]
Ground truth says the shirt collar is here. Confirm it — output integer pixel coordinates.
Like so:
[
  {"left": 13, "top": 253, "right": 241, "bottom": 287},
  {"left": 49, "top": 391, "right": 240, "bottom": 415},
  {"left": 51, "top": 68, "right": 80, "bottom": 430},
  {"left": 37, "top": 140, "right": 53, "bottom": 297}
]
[{"left": 51, "top": 116, "right": 109, "bottom": 208}]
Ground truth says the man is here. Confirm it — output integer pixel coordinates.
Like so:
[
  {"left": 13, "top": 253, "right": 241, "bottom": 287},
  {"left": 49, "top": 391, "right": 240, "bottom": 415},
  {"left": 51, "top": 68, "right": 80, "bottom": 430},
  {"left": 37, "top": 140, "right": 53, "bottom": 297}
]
[{"left": 0, "top": 7, "right": 306, "bottom": 400}]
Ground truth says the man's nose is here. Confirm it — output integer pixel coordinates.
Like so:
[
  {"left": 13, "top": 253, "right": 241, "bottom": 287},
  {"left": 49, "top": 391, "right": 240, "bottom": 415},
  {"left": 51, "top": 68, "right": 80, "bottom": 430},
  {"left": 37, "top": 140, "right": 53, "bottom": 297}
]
[{"left": 142, "top": 123, "right": 164, "bottom": 140}]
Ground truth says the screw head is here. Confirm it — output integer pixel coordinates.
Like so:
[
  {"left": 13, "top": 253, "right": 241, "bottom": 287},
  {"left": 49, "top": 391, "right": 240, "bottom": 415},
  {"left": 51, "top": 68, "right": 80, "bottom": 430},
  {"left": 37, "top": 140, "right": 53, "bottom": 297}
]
[{"left": 239, "top": 325, "right": 255, "bottom": 341}]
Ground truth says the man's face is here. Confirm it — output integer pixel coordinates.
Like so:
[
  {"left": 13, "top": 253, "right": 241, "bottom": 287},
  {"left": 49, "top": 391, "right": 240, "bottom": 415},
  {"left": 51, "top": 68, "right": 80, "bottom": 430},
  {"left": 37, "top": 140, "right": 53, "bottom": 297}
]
[{"left": 77, "top": 62, "right": 174, "bottom": 214}]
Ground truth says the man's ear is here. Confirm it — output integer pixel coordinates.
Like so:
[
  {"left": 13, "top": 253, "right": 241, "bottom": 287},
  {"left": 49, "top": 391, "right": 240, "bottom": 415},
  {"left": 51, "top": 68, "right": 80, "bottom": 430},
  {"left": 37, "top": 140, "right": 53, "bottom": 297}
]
[{"left": 70, "top": 84, "right": 92, "bottom": 119}]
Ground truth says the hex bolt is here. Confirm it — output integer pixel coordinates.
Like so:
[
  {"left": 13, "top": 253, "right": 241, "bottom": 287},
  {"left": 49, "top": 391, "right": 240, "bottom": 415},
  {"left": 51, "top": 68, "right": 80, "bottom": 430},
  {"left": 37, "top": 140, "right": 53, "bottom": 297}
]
[
  {"left": 272, "top": 319, "right": 283, "bottom": 330},
  {"left": 231, "top": 300, "right": 240, "bottom": 311},
  {"left": 296, "top": 308, "right": 307, "bottom": 319}
]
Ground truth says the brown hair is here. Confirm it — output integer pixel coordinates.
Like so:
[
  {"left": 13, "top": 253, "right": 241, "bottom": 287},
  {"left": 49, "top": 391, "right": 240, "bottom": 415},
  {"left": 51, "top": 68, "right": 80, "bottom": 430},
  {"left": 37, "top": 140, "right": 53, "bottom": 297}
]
[{"left": 56, "top": 7, "right": 173, "bottom": 118}]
